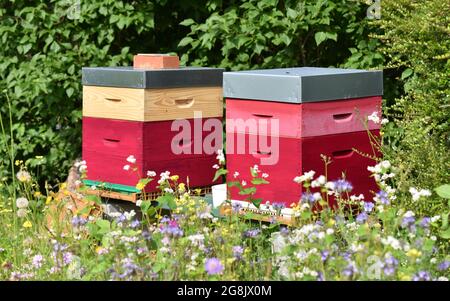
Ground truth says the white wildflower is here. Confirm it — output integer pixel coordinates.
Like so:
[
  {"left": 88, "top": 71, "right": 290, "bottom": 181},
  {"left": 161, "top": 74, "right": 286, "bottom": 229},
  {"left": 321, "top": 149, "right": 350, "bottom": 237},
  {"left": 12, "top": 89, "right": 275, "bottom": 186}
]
[
  {"left": 16, "top": 170, "right": 31, "bottom": 182},
  {"left": 126, "top": 155, "right": 136, "bottom": 164},
  {"left": 431, "top": 216, "right": 440, "bottom": 223},
  {"left": 233, "top": 171, "right": 240, "bottom": 178},
  {"left": 311, "top": 175, "right": 326, "bottom": 188},
  {"left": 216, "top": 149, "right": 225, "bottom": 164},
  {"left": 123, "top": 164, "right": 130, "bottom": 171},
  {"left": 294, "top": 170, "right": 315, "bottom": 183},
  {"left": 17, "top": 208, "right": 27, "bottom": 218},
  {"left": 147, "top": 170, "right": 156, "bottom": 177},
  {"left": 409, "top": 187, "right": 432, "bottom": 202},
  {"left": 368, "top": 111, "right": 380, "bottom": 124},
  {"left": 16, "top": 197, "right": 29, "bottom": 209}
]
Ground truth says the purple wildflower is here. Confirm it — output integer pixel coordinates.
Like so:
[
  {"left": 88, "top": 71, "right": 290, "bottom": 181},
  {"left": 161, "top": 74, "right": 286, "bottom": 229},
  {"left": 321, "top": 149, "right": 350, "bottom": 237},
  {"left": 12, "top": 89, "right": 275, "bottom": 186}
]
[
  {"left": 333, "top": 179, "right": 353, "bottom": 193},
  {"left": 412, "top": 271, "right": 431, "bottom": 281},
  {"left": 419, "top": 217, "right": 431, "bottom": 228},
  {"left": 71, "top": 216, "right": 87, "bottom": 227},
  {"left": 115, "top": 214, "right": 127, "bottom": 224},
  {"left": 243, "top": 228, "right": 261, "bottom": 238},
  {"left": 342, "top": 263, "right": 357, "bottom": 278},
  {"left": 63, "top": 252, "right": 73, "bottom": 265},
  {"left": 142, "top": 230, "right": 152, "bottom": 241},
  {"left": 301, "top": 192, "right": 316, "bottom": 205},
  {"left": 383, "top": 255, "right": 398, "bottom": 276},
  {"left": 375, "top": 190, "right": 389, "bottom": 205},
  {"left": 363, "top": 202, "right": 375, "bottom": 213},
  {"left": 118, "top": 258, "right": 143, "bottom": 279},
  {"left": 321, "top": 250, "right": 330, "bottom": 262},
  {"left": 280, "top": 226, "right": 289, "bottom": 236},
  {"left": 130, "top": 220, "right": 140, "bottom": 228},
  {"left": 160, "top": 218, "right": 183, "bottom": 237},
  {"left": 317, "top": 272, "right": 325, "bottom": 281},
  {"left": 401, "top": 216, "right": 416, "bottom": 232},
  {"left": 232, "top": 246, "right": 244, "bottom": 259},
  {"left": 205, "top": 258, "right": 224, "bottom": 275},
  {"left": 232, "top": 202, "right": 243, "bottom": 213},
  {"left": 32, "top": 254, "right": 44, "bottom": 269},
  {"left": 356, "top": 212, "right": 368, "bottom": 224},
  {"left": 272, "top": 202, "right": 285, "bottom": 211},
  {"left": 438, "top": 261, "right": 450, "bottom": 271}
]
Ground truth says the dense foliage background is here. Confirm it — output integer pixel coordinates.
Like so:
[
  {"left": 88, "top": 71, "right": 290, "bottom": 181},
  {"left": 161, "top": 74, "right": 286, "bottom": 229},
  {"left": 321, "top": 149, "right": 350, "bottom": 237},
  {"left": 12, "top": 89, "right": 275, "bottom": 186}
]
[{"left": 0, "top": 0, "right": 448, "bottom": 215}]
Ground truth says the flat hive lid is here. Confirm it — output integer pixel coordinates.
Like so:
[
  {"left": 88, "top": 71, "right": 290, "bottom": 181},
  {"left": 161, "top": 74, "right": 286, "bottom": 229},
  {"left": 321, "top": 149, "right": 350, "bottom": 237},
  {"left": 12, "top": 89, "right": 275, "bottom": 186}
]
[
  {"left": 224, "top": 67, "right": 383, "bottom": 103},
  {"left": 82, "top": 66, "right": 224, "bottom": 89}
]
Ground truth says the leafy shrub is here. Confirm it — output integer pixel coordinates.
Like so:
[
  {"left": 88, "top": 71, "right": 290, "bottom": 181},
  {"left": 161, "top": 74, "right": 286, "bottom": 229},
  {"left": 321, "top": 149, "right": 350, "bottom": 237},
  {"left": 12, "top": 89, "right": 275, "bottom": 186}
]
[
  {"left": 377, "top": 0, "right": 450, "bottom": 217},
  {"left": 0, "top": 0, "right": 210, "bottom": 183},
  {"left": 178, "top": 0, "right": 383, "bottom": 70}
]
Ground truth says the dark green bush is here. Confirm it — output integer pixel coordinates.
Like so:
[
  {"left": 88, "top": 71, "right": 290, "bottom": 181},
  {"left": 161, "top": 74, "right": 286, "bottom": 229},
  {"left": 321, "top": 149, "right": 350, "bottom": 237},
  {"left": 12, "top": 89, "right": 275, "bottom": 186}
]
[
  {"left": 178, "top": 0, "right": 383, "bottom": 70},
  {"left": 0, "top": 0, "right": 208, "bottom": 183}
]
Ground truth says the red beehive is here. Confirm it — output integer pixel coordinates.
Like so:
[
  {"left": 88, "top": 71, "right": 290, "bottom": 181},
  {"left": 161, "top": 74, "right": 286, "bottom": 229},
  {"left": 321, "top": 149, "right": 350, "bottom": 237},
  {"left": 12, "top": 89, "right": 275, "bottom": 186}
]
[
  {"left": 82, "top": 117, "right": 222, "bottom": 191},
  {"left": 81, "top": 55, "right": 224, "bottom": 193},
  {"left": 224, "top": 67, "right": 383, "bottom": 207}
]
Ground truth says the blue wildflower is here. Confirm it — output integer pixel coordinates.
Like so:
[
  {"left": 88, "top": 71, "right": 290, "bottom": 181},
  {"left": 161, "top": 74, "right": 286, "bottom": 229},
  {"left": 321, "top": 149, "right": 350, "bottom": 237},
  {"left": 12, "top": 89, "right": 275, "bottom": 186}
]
[
  {"left": 412, "top": 271, "right": 431, "bottom": 281},
  {"left": 356, "top": 212, "right": 368, "bottom": 224},
  {"left": 438, "top": 261, "right": 450, "bottom": 271},
  {"left": 243, "top": 228, "right": 261, "bottom": 238},
  {"left": 333, "top": 179, "right": 353, "bottom": 193},
  {"left": 363, "top": 202, "right": 375, "bottom": 213},
  {"left": 419, "top": 217, "right": 431, "bottom": 228},
  {"left": 300, "top": 192, "right": 317, "bottom": 204},
  {"left": 375, "top": 190, "right": 389, "bottom": 205}
]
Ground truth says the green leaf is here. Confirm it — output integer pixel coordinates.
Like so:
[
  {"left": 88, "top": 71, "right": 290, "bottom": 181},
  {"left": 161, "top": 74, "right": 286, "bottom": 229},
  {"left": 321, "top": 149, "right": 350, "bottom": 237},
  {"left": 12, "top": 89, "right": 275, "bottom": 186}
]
[
  {"left": 180, "top": 19, "right": 195, "bottom": 26},
  {"left": 238, "top": 187, "right": 257, "bottom": 195},
  {"left": 156, "top": 194, "right": 176, "bottom": 210},
  {"left": 439, "top": 227, "right": 450, "bottom": 239},
  {"left": 84, "top": 195, "right": 102, "bottom": 205},
  {"left": 251, "top": 198, "right": 262, "bottom": 208},
  {"left": 178, "top": 36, "right": 194, "bottom": 47},
  {"left": 213, "top": 168, "right": 228, "bottom": 182},
  {"left": 435, "top": 184, "right": 450, "bottom": 199},
  {"left": 315, "top": 32, "right": 337, "bottom": 46},
  {"left": 96, "top": 219, "right": 111, "bottom": 235},
  {"left": 401, "top": 68, "right": 413, "bottom": 80},
  {"left": 251, "top": 178, "right": 269, "bottom": 185},
  {"left": 66, "top": 87, "right": 74, "bottom": 98}
]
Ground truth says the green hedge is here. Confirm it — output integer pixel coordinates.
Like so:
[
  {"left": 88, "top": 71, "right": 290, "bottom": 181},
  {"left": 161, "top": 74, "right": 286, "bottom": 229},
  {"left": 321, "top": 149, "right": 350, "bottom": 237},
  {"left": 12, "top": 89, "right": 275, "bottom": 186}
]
[{"left": 0, "top": 0, "right": 208, "bottom": 182}]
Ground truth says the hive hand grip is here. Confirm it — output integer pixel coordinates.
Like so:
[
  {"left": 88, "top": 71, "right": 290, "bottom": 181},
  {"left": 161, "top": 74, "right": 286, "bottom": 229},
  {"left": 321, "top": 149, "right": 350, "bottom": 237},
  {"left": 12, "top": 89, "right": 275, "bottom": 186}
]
[
  {"left": 252, "top": 150, "right": 272, "bottom": 159},
  {"left": 252, "top": 113, "right": 274, "bottom": 118},
  {"left": 103, "top": 138, "right": 121, "bottom": 147},
  {"left": 332, "top": 149, "right": 353, "bottom": 159},
  {"left": 333, "top": 113, "right": 352, "bottom": 122},
  {"left": 174, "top": 98, "right": 194, "bottom": 108},
  {"left": 105, "top": 97, "right": 122, "bottom": 103}
]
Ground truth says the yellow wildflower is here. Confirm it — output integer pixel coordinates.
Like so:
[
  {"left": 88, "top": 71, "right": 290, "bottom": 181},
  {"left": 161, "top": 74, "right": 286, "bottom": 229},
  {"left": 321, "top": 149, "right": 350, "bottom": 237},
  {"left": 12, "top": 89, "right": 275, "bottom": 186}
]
[
  {"left": 406, "top": 249, "right": 422, "bottom": 258},
  {"left": 136, "top": 182, "right": 146, "bottom": 190},
  {"left": 34, "top": 191, "right": 42, "bottom": 197},
  {"left": 23, "top": 221, "right": 32, "bottom": 228},
  {"left": 170, "top": 175, "right": 179, "bottom": 181},
  {"left": 45, "top": 196, "right": 52, "bottom": 205},
  {"left": 178, "top": 183, "right": 186, "bottom": 192},
  {"left": 60, "top": 183, "right": 67, "bottom": 190}
]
